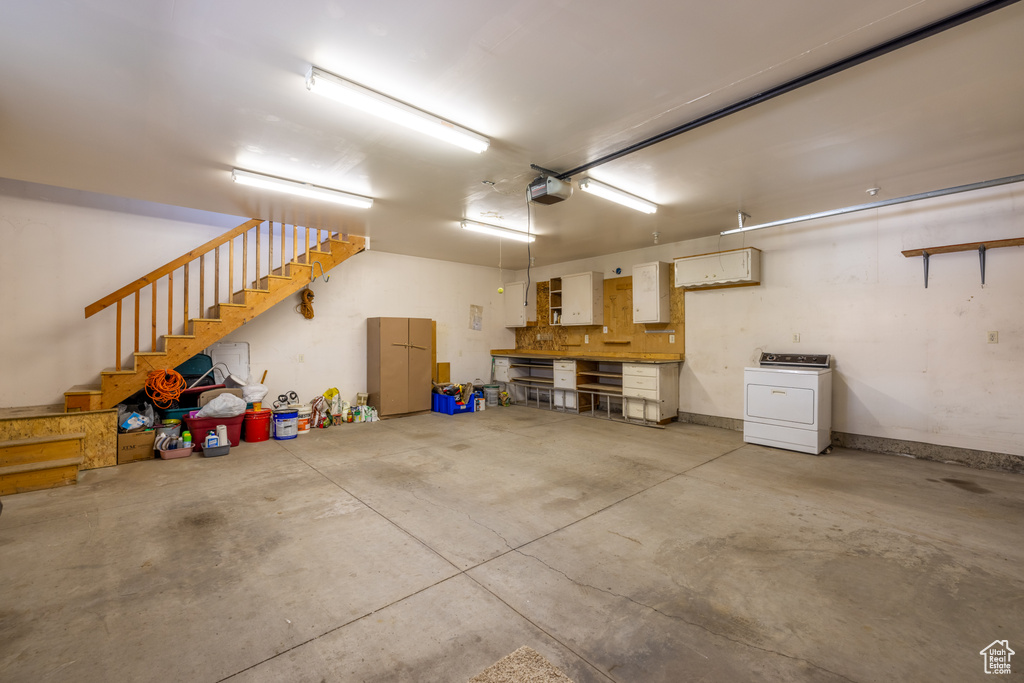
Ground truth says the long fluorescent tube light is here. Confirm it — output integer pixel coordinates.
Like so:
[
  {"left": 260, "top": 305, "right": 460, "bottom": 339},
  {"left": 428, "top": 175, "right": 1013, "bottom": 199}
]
[
  {"left": 306, "top": 66, "right": 490, "bottom": 154},
  {"left": 232, "top": 169, "right": 373, "bottom": 209},
  {"left": 578, "top": 177, "right": 657, "bottom": 214},
  {"left": 461, "top": 220, "right": 535, "bottom": 242}
]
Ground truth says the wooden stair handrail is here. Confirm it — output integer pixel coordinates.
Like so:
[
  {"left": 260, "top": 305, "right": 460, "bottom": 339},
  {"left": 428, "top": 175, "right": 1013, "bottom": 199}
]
[{"left": 84, "top": 218, "right": 263, "bottom": 318}]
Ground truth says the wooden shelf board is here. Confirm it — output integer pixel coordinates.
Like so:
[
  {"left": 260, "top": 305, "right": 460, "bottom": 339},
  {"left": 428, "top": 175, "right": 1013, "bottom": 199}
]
[
  {"left": 510, "top": 377, "right": 555, "bottom": 385},
  {"left": 510, "top": 363, "right": 553, "bottom": 368},
  {"left": 577, "top": 383, "right": 622, "bottom": 394},
  {"left": 578, "top": 371, "right": 622, "bottom": 378},
  {"left": 902, "top": 237, "right": 1024, "bottom": 257}
]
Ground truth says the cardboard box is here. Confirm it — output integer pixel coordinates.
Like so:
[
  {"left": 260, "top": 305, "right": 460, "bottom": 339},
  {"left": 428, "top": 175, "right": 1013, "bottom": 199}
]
[{"left": 117, "top": 429, "right": 156, "bottom": 464}]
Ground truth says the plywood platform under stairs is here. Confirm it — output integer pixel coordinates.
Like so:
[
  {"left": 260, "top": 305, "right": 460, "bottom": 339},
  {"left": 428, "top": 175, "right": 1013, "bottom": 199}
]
[{"left": 0, "top": 433, "right": 85, "bottom": 496}]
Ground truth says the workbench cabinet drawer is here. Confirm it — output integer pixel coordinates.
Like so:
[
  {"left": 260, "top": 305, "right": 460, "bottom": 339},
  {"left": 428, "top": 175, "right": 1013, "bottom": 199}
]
[
  {"left": 622, "top": 386, "right": 659, "bottom": 400},
  {"left": 553, "top": 372, "right": 576, "bottom": 389},
  {"left": 622, "top": 363, "right": 658, "bottom": 378},
  {"left": 623, "top": 375, "right": 659, "bottom": 392},
  {"left": 554, "top": 360, "right": 575, "bottom": 372}
]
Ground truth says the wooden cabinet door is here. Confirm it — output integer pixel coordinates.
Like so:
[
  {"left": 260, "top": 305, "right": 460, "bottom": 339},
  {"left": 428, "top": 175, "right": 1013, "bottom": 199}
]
[
  {"left": 407, "top": 318, "right": 433, "bottom": 412},
  {"left": 379, "top": 317, "right": 410, "bottom": 415},
  {"left": 503, "top": 281, "right": 526, "bottom": 327}
]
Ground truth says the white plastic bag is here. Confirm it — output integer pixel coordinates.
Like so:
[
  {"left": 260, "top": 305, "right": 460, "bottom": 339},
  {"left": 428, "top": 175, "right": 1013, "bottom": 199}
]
[
  {"left": 242, "top": 384, "right": 269, "bottom": 403},
  {"left": 196, "top": 393, "right": 247, "bottom": 418}
]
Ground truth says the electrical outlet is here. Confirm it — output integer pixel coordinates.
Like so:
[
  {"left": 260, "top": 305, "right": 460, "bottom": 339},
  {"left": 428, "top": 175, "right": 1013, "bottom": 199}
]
[
  {"left": 669, "top": 334, "right": 676, "bottom": 344},
  {"left": 603, "top": 326, "right": 608, "bottom": 333},
  {"left": 584, "top": 334, "right": 589, "bottom": 344},
  {"left": 988, "top": 331, "right": 999, "bottom": 344},
  {"left": 792, "top": 333, "right": 801, "bottom": 343},
  {"left": 297, "top": 354, "right": 305, "bottom": 363}
]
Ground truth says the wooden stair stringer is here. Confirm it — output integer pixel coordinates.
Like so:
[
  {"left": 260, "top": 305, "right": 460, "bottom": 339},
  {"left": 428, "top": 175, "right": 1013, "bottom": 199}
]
[{"left": 92, "top": 235, "right": 366, "bottom": 408}]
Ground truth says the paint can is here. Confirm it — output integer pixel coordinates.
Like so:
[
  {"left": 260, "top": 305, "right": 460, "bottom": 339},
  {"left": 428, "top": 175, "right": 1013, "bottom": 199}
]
[
  {"left": 243, "top": 409, "right": 272, "bottom": 442},
  {"left": 272, "top": 408, "right": 298, "bottom": 440},
  {"left": 296, "top": 404, "right": 312, "bottom": 434}
]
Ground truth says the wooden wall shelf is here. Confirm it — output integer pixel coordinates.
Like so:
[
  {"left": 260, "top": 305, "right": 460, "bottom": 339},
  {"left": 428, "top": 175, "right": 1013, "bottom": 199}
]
[{"left": 902, "top": 237, "right": 1023, "bottom": 288}]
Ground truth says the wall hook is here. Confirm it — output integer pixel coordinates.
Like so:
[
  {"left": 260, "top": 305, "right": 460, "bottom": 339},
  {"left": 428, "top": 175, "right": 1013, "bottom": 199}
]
[{"left": 311, "top": 261, "right": 330, "bottom": 283}]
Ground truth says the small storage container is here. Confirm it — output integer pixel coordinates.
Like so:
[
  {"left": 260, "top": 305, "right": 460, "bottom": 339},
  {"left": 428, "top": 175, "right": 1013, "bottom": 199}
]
[
  {"left": 243, "top": 409, "right": 272, "bottom": 442},
  {"left": 159, "top": 445, "right": 193, "bottom": 459},
  {"left": 183, "top": 414, "right": 244, "bottom": 452},
  {"left": 483, "top": 385, "right": 500, "bottom": 406},
  {"left": 201, "top": 444, "right": 230, "bottom": 457},
  {"left": 432, "top": 393, "right": 474, "bottom": 415},
  {"left": 273, "top": 409, "right": 298, "bottom": 440}
]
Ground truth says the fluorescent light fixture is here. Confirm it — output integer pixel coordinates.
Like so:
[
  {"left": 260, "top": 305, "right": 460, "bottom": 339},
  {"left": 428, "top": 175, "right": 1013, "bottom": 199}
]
[
  {"left": 232, "top": 169, "right": 373, "bottom": 209},
  {"left": 578, "top": 177, "right": 657, "bottom": 214},
  {"left": 306, "top": 66, "right": 490, "bottom": 154},
  {"left": 460, "top": 220, "right": 535, "bottom": 243}
]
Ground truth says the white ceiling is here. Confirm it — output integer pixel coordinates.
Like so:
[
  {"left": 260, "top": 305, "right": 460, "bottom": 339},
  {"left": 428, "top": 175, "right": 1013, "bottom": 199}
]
[{"left": 2, "top": 0, "right": 1022, "bottom": 269}]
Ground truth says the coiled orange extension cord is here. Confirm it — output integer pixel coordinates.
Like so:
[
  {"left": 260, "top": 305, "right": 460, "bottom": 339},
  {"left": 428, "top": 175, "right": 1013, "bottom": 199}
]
[{"left": 145, "top": 369, "right": 186, "bottom": 409}]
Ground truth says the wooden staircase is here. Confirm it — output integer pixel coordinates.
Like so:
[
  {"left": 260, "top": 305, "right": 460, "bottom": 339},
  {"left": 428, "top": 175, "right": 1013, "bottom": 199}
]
[{"left": 66, "top": 219, "right": 367, "bottom": 411}]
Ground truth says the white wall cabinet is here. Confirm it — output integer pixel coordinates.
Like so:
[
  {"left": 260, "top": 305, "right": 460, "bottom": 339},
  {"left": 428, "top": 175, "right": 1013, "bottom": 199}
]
[
  {"left": 632, "top": 261, "right": 671, "bottom": 323},
  {"left": 622, "top": 363, "right": 679, "bottom": 423},
  {"left": 560, "top": 271, "right": 603, "bottom": 325},
  {"left": 502, "top": 281, "right": 527, "bottom": 327},
  {"left": 674, "top": 247, "right": 761, "bottom": 289}
]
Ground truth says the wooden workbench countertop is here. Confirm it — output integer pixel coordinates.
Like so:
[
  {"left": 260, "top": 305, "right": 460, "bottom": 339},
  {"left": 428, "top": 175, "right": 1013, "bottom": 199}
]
[{"left": 490, "top": 349, "right": 683, "bottom": 362}]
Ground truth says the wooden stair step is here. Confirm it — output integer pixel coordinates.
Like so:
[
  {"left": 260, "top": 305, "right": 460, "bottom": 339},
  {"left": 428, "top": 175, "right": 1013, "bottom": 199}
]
[
  {"left": 0, "top": 433, "right": 86, "bottom": 466},
  {"left": 64, "top": 385, "right": 101, "bottom": 395},
  {"left": 63, "top": 387, "right": 102, "bottom": 413},
  {"left": 0, "top": 456, "right": 83, "bottom": 496},
  {"left": 101, "top": 368, "right": 137, "bottom": 376},
  {"left": 163, "top": 334, "right": 197, "bottom": 340}
]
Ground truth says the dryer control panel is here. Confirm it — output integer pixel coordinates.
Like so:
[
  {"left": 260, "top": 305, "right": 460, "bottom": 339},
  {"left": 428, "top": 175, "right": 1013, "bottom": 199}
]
[{"left": 758, "top": 352, "right": 830, "bottom": 368}]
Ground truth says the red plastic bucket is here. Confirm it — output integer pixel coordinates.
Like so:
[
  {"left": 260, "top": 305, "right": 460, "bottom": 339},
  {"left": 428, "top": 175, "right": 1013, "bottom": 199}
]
[{"left": 243, "top": 409, "right": 272, "bottom": 443}]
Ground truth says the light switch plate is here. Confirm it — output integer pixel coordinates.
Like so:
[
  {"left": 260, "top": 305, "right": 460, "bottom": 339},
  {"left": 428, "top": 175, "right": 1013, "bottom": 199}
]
[
  {"left": 988, "top": 331, "right": 999, "bottom": 344},
  {"left": 584, "top": 334, "right": 589, "bottom": 344}
]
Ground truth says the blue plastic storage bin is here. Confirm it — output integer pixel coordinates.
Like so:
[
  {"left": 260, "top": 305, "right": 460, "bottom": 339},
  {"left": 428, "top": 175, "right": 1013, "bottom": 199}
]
[{"left": 432, "top": 393, "right": 474, "bottom": 415}]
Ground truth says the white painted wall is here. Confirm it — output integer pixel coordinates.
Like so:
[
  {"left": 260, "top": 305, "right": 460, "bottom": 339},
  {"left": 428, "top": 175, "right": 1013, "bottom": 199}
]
[
  {"left": 0, "top": 181, "right": 513, "bottom": 407},
  {"left": 514, "top": 184, "right": 1024, "bottom": 457},
  {"left": 216, "top": 249, "right": 512, "bottom": 403}
]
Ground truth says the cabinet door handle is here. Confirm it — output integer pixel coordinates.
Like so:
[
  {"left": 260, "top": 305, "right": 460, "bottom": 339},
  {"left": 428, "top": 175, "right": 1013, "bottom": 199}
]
[
  {"left": 771, "top": 389, "right": 787, "bottom": 395},
  {"left": 409, "top": 344, "right": 427, "bottom": 350}
]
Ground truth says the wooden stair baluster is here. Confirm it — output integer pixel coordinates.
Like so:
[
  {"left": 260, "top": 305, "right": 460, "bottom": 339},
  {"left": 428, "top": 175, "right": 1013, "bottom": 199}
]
[
  {"left": 243, "top": 230, "right": 248, "bottom": 298},
  {"left": 151, "top": 282, "right": 157, "bottom": 351},
  {"left": 115, "top": 300, "right": 122, "bottom": 371},
  {"left": 214, "top": 245, "right": 220, "bottom": 309},
  {"left": 183, "top": 260, "right": 190, "bottom": 332},
  {"left": 199, "top": 254, "right": 205, "bottom": 323},
  {"left": 133, "top": 290, "right": 140, "bottom": 354},
  {"left": 167, "top": 270, "right": 173, "bottom": 340}
]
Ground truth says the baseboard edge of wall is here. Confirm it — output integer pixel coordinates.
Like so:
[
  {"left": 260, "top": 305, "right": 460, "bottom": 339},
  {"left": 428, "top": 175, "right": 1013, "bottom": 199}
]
[{"left": 677, "top": 411, "right": 1023, "bottom": 474}]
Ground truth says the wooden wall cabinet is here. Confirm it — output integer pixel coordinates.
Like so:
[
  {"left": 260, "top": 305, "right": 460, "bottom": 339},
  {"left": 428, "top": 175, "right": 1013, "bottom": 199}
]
[
  {"left": 560, "top": 271, "right": 603, "bottom": 325},
  {"left": 632, "top": 261, "right": 671, "bottom": 323},
  {"left": 367, "top": 317, "right": 433, "bottom": 417},
  {"left": 674, "top": 247, "right": 761, "bottom": 289},
  {"left": 503, "top": 281, "right": 527, "bottom": 327}
]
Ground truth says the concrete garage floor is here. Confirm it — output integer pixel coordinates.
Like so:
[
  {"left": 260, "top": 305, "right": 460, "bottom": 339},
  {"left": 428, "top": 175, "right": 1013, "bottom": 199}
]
[{"left": 1, "top": 407, "right": 1022, "bottom": 682}]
